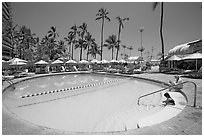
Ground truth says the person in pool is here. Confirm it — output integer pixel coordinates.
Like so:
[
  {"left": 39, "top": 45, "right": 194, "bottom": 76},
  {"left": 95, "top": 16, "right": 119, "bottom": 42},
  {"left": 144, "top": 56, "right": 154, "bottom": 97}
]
[
  {"left": 169, "top": 75, "right": 183, "bottom": 92},
  {"left": 162, "top": 92, "right": 175, "bottom": 106}
]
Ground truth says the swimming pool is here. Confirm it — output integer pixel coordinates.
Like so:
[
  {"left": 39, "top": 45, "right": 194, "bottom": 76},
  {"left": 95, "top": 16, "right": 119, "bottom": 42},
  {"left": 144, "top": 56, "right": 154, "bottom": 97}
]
[{"left": 3, "top": 73, "right": 169, "bottom": 133}]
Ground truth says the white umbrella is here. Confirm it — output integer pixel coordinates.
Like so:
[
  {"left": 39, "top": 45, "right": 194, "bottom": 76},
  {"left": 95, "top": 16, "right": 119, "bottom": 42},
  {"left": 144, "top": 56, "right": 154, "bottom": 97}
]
[
  {"left": 79, "top": 60, "right": 89, "bottom": 64},
  {"left": 128, "top": 56, "right": 143, "bottom": 62},
  {"left": 101, "top": 59, "right": 109, "bottom": 64},
  {"left": 51, "top": 59, "right": 64, "bottom": 64},
  {"left": 119, "top": 59, "right": 126, "bottom": 63},
  {"left": 8, "top": 58, "right": 28, "bottom": 63},
  {"left": 65, "top": 60, "right": 77, "bottom": 64},
  {"left": 35, "top": 60, "right": 48, "bottom": 65},
  {"left": 9, "top": 61, "right": 27, "bottom": 66},
  {"left": 91, "top": 59, "right": 100, "bottom": 64},
  {"left": 110, "top": 59, "right": 119, "bottom": 63}
]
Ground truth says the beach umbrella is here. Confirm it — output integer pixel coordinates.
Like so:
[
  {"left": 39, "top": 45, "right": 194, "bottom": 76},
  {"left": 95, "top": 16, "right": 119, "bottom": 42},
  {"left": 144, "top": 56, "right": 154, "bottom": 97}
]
[
  {"left": 101, "top": 59, "right": 109, "bottom": 64},
  {"left": 91, "top": 59, "right": 100, "bottom": 64},
  {"left": 51, "top": 59, "right": 64, "bottom": 65},
  {"left": 9, "top": 61, "right": 27, "bottom": 66},
  {"left": 128, "top": 56, "right": 143, "bottom": 63},
  {"left": 182, "top": 53, "right": 202, "bottom": 71},
  {"left": 35, "top": 60, "right": 48, "bottom": 65},
  {"left": 119, "top": 59, "right": 126, "bottom": 63},
  {"left": 8, "top": 58, "right": 28, "bottom": 63},
  {"left": 65, "top": 60, "right": 77, "bottom": 64},
  {"left": 79, "top": 60, "right": 89, "bottom": 64},
  {"left": 110, "top": 59, "right": 119, "bottom": 63}
]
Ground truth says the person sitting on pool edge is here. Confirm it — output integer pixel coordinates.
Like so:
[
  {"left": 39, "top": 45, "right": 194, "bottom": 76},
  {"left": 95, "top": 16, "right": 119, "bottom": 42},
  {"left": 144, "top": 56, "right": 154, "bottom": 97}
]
[
  {"left": 169, "top": 75, "right": 183, "bottom": 92},
  {"left": 162, "top": 92, "right": 175, "bottom": 106}
]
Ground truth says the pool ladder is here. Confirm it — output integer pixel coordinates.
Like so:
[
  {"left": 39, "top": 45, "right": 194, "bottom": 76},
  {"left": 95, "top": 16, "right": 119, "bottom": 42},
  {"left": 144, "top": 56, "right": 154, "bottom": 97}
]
[{"left": 137, "top": 81, "right": 197, "bottom": 107}]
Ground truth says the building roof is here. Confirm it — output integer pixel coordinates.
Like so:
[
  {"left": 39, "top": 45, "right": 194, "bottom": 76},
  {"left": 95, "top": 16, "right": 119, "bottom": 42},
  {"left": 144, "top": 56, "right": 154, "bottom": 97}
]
[{"left": 168, "top": 39, "right": 202, "bottom": 56}]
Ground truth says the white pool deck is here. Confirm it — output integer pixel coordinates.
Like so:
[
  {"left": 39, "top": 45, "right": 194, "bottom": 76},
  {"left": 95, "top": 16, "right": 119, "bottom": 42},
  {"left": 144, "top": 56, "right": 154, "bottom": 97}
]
[{"left": 2, "top": 72, "right": 202, "bottom": 135}]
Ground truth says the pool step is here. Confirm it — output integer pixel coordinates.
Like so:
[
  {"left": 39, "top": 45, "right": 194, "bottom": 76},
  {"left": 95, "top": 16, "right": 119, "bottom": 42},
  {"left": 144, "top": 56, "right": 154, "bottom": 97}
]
[{"left": 93, "top": 104, "right": 163, "bottom": 132}]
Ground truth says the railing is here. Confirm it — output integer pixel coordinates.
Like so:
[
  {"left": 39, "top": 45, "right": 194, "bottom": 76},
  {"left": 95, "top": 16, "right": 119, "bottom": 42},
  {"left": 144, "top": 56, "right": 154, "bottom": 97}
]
[{"left": 137, "top": 81, "right": 197, "bottom": 107}]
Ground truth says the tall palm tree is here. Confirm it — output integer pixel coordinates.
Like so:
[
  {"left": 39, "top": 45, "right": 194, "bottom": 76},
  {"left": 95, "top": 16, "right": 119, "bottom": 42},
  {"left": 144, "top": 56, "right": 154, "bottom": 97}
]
[
  {"left": 69, "top": 24, "right": 78, "bottom": 60},
  {"left": 104, "top": 35, "right": 118, "bottom": 60},
  {"left": 138, "top": 46, "right": 145, "bottom": 57},
  {"left": 153, "top": 2, "right": 165, "bottom": 61},
  {"left": 95, "top": 8, "right": 111, "bottom": 60},
  {"left": 78, "top": 23, "right": 87, "bottom": 39},
  {"left": 115, "top": 16, "right": 129, "bottom": 60},
  {"left": 78, "top": 23, "right": 88, "bottom": 60}
]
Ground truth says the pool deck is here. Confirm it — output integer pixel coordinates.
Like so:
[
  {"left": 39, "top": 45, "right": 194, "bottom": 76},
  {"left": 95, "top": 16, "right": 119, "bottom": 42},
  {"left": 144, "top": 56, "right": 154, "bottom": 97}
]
[{"left": 2, "top": 72, "right": 202, "bottom": 135}]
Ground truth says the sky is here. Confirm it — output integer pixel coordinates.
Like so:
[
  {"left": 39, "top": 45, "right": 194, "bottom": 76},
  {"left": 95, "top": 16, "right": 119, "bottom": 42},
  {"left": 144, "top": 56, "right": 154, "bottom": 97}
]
[{"left": 11, "top": 2, "right": 202, "bottom": 61}]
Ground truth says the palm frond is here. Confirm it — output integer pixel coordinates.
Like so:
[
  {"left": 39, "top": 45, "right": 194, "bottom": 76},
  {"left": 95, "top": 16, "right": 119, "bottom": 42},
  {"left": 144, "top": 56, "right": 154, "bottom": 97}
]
[
  {"left": 95, "top": 16, "right": 102, "bottom": 20},
  {"left": 105, "top": 16, "right": 111, "bottom": 21},
  {"left": 153, "top": 2, "right": 159, "bottom": 11}
]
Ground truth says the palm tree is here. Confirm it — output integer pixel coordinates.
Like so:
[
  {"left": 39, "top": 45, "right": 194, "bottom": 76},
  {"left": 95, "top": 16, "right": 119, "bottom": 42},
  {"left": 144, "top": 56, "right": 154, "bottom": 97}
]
[
  {"left": 78, "top": 23, "right": 88, "bottom": 60},
  {"left": 88, "top": 43, "right": 101, "bottom": 59},
  {"left": 41, "top": 35, "right": 52, "bottom": 60},
  {"left": 18, "top": 26, "right": 36, "bottom": 61},
  {"left": 138, "top": 46, "right": 145, "bottom": 57},
  {"left": 57, "top": 40, "right": 65, "bottom": 54},
  {"left": 127, "top": 46, "right": 133, "bottom": 57},
  {"left": 95, "top": 8, "right": 111, "bottom": 60},
  {"left": 84, "top": 32, "right": 96, "bottom": 60},
  {"left": 153, "top": 2, "right": 165, "bottom": 61},
  {"left": 121, "top": 44, "right": 127, "bottom": 55},
  {"left": 78, "top": 23, "right": 87, "bottom": 39},
  {"left": 64, "top": 33, "right": 74, "bottom": 59},
  {"left": 48, "top": 26, "right": 59, "bottom": 39},
  {"left": 104, "top": 35, "right": 118, "bottom": 60},
  {"left": 69, "top": 24, "right": 78, "bottom": 60},
  {"left": 115, "top": 16, "right": 129, "bottom": 60},
  {"left": 35, "top": 37, "right": 43, "bottom": 60},
  {"left": 75, "top": 38, "right": 85, "bottom": 61}
]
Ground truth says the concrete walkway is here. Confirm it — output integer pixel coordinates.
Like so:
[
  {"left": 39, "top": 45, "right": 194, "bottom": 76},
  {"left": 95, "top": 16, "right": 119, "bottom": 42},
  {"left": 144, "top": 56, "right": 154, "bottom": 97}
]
[{"left": 2, "top": 73, "right": 202, "bottom": 135}]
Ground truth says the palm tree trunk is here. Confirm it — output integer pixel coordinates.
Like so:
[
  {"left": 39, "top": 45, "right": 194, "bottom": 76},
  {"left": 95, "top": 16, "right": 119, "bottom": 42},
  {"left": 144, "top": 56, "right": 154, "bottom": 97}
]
[
  {"left": 86, "top": 46, "right": 89, "bottom": 60},
  {"left": 101, "top": 18, "right": 104, "bottom": 60},
  {"left": 116, "top": 25, "right": 121, "bottom": 60},
  {"left": 129, "top": 49, "right": 131, "bottom": 57},
  {"left": 160, "top": 2, "right": 165, "bottom": 61},
  {"left": 112, "top": 47, "right": 114, "bottom": 60},
  {"left": 72, "top": 37, "right": 75, "bottom": 60},
  {"left": 69, "top": 43, "right": 72, "bottom": 59}
]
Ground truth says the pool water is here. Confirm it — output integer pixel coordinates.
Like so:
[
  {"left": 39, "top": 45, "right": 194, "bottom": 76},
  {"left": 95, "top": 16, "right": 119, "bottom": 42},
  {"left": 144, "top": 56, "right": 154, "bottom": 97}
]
[{"left": 3, "top": 73, "right": 165, "bottom": 132}]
